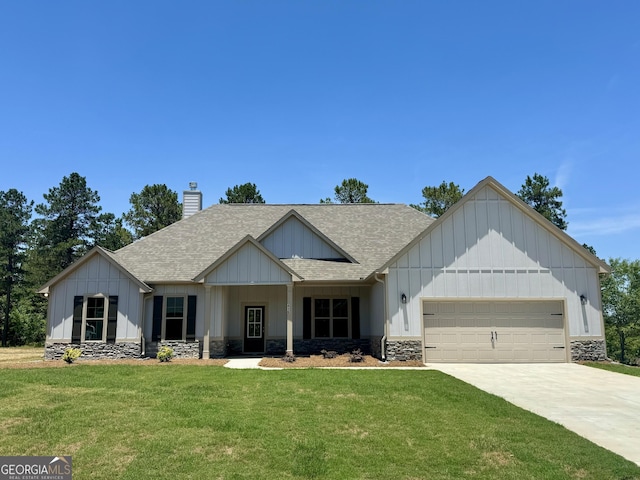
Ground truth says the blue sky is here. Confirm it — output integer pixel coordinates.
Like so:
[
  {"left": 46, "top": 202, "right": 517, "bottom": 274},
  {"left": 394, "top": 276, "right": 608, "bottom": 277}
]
[{"left": 1, "top": 1, "right": 638, "bottom": 261}]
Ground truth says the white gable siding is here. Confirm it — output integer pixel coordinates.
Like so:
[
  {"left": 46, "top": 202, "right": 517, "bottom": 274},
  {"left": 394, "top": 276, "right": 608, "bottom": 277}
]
[
  {"left": 47, "top": 255, "right": 142, "bottom": 341},
  {"left": 260, "top": 216, "right": 344, "bottom": 259},
  {"left": 205, "top": 242, "right": 292, "bottom": 285},
  {"left": 387, "top": 185, "right": 603, "bottom": 338}
]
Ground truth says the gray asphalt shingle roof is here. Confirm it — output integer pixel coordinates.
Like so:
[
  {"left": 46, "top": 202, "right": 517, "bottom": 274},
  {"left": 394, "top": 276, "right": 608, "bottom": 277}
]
[{"left": 113, "top": 203, "right": 434, "bottom": 283}]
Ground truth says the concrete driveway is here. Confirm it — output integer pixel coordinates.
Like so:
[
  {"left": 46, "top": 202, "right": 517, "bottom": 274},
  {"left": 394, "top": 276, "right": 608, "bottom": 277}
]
[{"left": 429, "top": 363, "right": 640, "bottom": 466}]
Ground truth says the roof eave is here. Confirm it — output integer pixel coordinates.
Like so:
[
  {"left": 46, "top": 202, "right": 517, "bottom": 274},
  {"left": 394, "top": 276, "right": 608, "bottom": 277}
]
[{"left": 37, "top": 246, "right": 153, "bottom": 295}]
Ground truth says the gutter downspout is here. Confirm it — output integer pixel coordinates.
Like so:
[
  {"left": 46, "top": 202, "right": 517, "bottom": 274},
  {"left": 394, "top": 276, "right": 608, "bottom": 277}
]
[{"left": 374, "top": 273, "right": 388, "bottom": 361}]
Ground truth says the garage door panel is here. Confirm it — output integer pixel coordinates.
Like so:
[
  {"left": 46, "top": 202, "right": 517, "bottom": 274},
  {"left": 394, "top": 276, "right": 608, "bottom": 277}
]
[{"left": 423, "top": 300, "right": 566, "bottom": 363}]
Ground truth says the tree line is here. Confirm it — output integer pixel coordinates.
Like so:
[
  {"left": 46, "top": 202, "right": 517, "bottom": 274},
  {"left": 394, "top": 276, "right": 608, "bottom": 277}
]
[{"left": 1, "top": 172, "right": 638, "bottom": 365}]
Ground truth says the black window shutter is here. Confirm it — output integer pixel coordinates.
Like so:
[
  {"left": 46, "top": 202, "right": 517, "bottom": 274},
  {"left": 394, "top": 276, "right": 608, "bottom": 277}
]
[
  {"left": 72, "top": 296, "right": 83, "bottom": 343},
  {"left": 186, "top": 295, "right": 197, "bottom": 341},
  {"left": 152, "top": 296, "right": 163, "bottom": 341},
  {"left": 352, "top": 297, "right": 360, "bottom": 339},
  {"left": 106, "top": 296, "right": 118, "bottom": 344},
  {"left": 303, "top": 297, "right": 311, "bottom": 340}
]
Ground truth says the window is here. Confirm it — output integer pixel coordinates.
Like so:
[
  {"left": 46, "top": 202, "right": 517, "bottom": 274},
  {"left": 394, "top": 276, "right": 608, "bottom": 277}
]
[
  {"left": 85, "top": 297, "right": 105, "bottom": 341},
  {"left": 165, "top": 297, "right": 185, "bottom": 341},
  {"left": 314, "top": 298, "right": 349, "bottom": 338},
  {"left": 72, "top": 295, "right": 118, "bottom": 344},
  {"left": 151, "top": 295, "right": 197, "bottom": 342}
]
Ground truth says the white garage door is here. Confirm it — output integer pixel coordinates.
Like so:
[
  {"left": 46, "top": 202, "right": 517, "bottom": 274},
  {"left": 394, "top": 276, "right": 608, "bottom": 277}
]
[{"left": 423, "top": 300, "right": 566, "bottom": 363}]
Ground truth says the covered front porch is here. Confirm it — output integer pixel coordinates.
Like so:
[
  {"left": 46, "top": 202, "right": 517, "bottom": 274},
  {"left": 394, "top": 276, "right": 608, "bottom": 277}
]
[{"left": 201, "top": 283, "right": 375, "bottom": 358}]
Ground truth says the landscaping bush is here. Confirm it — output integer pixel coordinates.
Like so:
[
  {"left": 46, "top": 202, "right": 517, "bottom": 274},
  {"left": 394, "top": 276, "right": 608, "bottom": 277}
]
[
  {"left": 320, "top": 349, "right": 337, "bottom": 359},
  {"left": 62, "top": 348, "right": 81, "bottom": 364},
  {"left": 349, "top": 349, "right": 364, "bottom": 363},
  {"left": 282, "top": 352, "right": 296, "bottom": 363},
  {"left": 157, "top": 346, "right": 174, "bottom": 362}
]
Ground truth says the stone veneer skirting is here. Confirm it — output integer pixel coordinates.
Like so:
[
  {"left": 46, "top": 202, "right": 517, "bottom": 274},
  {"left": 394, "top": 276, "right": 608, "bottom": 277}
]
[
  {"left": 370, "top": 336, "right": 383, "bottom": 359},
  {"left": 209, "top": 340, "right": 227, "bottom": 358},
  {"left": 154, "top": 341, "right": 200, "bottom": 359},
  {"left": 384, "top": 340, "right": 423, "bottom": 361},
  {"left": 570, "top": 339, "right": 606, "bottom": 361},
  {"left": 45, "top": 338, "right": 607, "bottom": 363},
  {"left": 293, "top": 339, "right": 371, "bottom": 355},
  {"left": 45, "top": 342, "right": 141, "bottom": 360}
]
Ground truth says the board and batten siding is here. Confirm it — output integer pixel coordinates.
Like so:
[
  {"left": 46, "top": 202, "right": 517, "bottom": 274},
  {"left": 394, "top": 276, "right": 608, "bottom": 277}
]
[
  {"left": 260, "top": 216, "right": 344, "bottom": 260},
  {"left": 387, "top": 185, "right": 603, "bottom": 338},
  {"left": 205, "top": 242, "right": 292, "bottom": 285},
  {"left": 369, "top": 280, "right": 385, "bottom": 337},
  {"left": 47, "top": 255, "right": 143, "bottom": 341}
]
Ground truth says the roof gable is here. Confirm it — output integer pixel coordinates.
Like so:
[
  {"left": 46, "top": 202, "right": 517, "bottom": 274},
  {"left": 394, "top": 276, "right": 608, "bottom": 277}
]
[
  {"left": 194, "top": 235, "right": 301, "bottom": 284},
  {"left": 380, "top": 176, "right": 609, "bottom": 274},
  {"left": 258, "top": 209, "right": 355, "bottom": 262},
  {"left": 38, "top": 246, "right": 152, "bottom": 294}
]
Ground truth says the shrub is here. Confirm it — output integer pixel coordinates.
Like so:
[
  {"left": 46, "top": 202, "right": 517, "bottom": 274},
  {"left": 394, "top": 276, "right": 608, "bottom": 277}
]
[
  {"left": 349, "top": 349, "right": 364, "bottom": 363},
  {"left": 282, "top": 352, "right": 296, "bottom": 363},
  {"left": 62, "top": 348, "right": 81, "bottom": 364},
  {"left": 320, "top": 349, "right": 337, "bottom": 359},
  {"left": 157, "top": 346, "right": 174, "bottom": 362}
]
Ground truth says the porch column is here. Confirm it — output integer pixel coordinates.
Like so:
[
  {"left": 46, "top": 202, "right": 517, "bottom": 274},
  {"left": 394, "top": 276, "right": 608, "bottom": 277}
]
[
  {"left": 286, "top": 283, "right": 294, "bottom": 355},
  {"left": 202, "top": 285, "right": 211, "bottom": 359}
]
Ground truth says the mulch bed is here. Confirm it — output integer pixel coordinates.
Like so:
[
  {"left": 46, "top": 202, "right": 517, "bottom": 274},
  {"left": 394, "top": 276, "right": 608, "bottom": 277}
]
[
  {"left": 0, "top": 355, "right": 424, "bottom": 369},
  {"left": 259, "top": 354, "right": 424, "bottom": 368}
]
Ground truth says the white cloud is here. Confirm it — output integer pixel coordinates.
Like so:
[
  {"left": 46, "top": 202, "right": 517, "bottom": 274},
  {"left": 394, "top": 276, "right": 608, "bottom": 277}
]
[
  {"left": 554, "top": 159, "right": 573, "bottom": 191},
  {"left": 569, "top": 212, "right": 640, "bottom": 236}
]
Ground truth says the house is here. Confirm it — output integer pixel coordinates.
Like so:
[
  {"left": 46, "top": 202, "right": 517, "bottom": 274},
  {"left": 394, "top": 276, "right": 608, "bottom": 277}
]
[{"left": 39, "top": 177, "right": 609, "bottom": 363}]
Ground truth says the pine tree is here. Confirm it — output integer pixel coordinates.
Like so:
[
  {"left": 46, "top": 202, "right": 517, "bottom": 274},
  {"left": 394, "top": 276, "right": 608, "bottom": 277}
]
[
  {"left": 124, "top": 184, "right": 181, "bottom": 239},
  {"left": 517, "top": 173, "right": 568, "bottom": 230},
  {"left": 0, "top": 189, "right": 33, "bottom": 346},
  {"left": 411, "top": 181, "right": 464, "bottom": 217}
]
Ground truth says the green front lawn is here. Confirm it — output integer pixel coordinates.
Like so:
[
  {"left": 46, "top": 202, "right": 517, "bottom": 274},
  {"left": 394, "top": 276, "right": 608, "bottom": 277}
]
[
  {"left": 583, "top": 361, "right": 640, "bottom": 378},
  {"left": 0, "top": 365, "right": 638, "bottom": 479}
]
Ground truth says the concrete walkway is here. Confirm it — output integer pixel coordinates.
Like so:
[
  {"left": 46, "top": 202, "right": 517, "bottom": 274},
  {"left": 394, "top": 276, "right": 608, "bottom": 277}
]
[
  {"left": 223, "top": 357, "right": 263, "bottom": 369},
  {"left": 429, "top": 363, "right": 640, "bottom": 466}
]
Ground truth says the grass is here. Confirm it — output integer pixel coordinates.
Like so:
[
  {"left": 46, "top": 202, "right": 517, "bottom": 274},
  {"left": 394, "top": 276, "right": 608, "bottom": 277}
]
[
  {"left": 0, "top": 346, "right": 43, "bottom": 364},
  {"left": 583, "top": 361, "right": 640, "bottom": 378},
  {"left": 0, "top": 364, "right": 639, "bottom": 479}
]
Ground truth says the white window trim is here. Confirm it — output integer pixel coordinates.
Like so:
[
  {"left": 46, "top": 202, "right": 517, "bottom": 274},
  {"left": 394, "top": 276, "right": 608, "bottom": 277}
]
[
  {"left": 312, "top": 297, "right": 351, "bottom": 339},
  {"left": 81, "top": 295, "right": 109, "bottom": 343},
  {"left": 161, "top": 295, "right": 188, "bottom": 341}
]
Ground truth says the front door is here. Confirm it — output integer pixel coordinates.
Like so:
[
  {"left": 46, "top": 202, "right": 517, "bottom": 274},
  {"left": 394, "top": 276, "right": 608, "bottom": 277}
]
[{"left": 244, "top": 306, "right": 265, "bottom": 353}]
